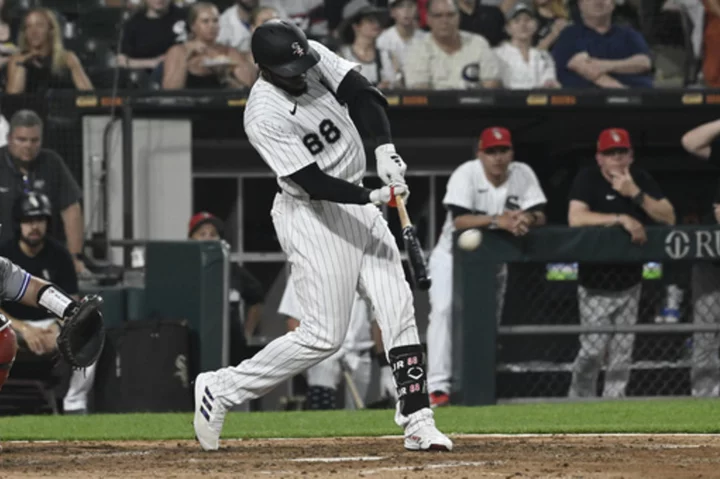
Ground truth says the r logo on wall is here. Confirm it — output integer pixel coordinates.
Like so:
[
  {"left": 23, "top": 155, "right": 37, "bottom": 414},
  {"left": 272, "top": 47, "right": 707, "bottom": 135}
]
[{"left": 664, "top": 229, "right": 720, "bottom": 259}]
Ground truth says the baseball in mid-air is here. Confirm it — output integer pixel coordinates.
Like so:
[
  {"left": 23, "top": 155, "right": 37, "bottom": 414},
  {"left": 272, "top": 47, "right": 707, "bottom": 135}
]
[{"left": 457, "top": 229, "right": 482, "bottom": 251}]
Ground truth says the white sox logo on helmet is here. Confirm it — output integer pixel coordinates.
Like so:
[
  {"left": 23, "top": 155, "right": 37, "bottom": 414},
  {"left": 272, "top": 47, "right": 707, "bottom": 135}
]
[{"left": 291, "top": 42, "right": 305, "bottom": 57}]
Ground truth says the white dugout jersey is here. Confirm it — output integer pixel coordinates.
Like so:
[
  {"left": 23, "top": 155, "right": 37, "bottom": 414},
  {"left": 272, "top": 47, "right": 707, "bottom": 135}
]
[
  {"left": 244, "top": 41, "right": 365, "bottom": 196},
  {"left": 435, "top": 160, "right": 547, "bottom": 254}
]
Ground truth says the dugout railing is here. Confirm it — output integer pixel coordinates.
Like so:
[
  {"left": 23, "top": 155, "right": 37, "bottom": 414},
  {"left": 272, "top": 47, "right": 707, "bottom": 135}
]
[{"left": 453, "top": 225, "right": 720, "bottom": 406}]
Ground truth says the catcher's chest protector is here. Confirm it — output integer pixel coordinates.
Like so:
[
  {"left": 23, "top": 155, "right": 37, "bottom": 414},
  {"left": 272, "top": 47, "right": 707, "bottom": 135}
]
[{"left": 0, "top": 315, "right": 18, "bottom": 390}]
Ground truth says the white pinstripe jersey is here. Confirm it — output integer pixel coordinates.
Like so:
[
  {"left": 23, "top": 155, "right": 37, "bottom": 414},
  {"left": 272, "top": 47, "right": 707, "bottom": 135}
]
[
  {"left": 435, "top": 160, "right": 547, "bottom": 253},
  {"left": 244, "top": 41, "right": 366, "bottom": 198}
]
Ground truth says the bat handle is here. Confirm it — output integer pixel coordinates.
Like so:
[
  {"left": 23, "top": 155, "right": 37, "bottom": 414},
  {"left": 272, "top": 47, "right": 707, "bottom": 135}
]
[{"left": 395, "top": 195, "right": 411, "bottom": 229}]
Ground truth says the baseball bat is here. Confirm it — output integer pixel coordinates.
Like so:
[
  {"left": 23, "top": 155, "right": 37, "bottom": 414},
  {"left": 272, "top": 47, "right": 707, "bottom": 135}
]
[
  {"left": 339, "top": 358, "right": 365, "bottom": 409},
  {"left": 395, "top": 196, "right": 431, "bottom": 291}
]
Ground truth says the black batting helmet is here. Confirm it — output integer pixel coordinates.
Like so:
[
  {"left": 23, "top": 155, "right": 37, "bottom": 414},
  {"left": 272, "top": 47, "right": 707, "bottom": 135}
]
[
  {"left": 251, "top": 20, "right": 320, "bottom": 77},
  {"left": 14, "top": 191, "right": 52, "bottom": 224}
]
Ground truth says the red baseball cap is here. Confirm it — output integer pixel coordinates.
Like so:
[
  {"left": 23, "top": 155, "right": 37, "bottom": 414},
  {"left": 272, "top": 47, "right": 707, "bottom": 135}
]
[
  {"left": 597, "top": 128, "right": 632, "bottom": 152},
  {"left": 478, "top": 127, "right": 512, "bottom": 150},
  {"left": 188, "top": 212, "right": 223, "bottom": 238}
]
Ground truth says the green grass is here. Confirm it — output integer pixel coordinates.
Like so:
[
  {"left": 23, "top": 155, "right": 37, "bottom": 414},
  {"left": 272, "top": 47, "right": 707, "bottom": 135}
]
[{"left": 1, "top": 399, "right": 719, "bottom": 441}]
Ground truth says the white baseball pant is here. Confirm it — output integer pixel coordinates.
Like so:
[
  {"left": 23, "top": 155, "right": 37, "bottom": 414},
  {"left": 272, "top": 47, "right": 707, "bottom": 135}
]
[{"left": 203, "top": 194, "right": 420, "bottom": 428}]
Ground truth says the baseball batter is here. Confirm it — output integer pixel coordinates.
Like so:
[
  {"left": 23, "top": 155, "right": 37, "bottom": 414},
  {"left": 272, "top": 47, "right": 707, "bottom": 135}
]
[
  {"left": 426, "top": 127, "right": 547, "bottom": 407},
  {"left": 193, "top": 19, "right": 451, "bottom": 452}
]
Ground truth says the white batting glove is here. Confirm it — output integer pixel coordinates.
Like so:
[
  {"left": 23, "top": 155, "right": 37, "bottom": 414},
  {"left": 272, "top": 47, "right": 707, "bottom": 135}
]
[
  {"left": 369, "top": 183, "right": 410, "bottom": 206},
  {"left": 375, "top": 144, "right": 407, "bottom": 185}
]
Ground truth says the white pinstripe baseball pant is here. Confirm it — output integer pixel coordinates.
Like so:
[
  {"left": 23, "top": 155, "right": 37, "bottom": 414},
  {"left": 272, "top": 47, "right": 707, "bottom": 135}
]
[{"left": 205, "top": 193, "right": 420, "bottom": 421}]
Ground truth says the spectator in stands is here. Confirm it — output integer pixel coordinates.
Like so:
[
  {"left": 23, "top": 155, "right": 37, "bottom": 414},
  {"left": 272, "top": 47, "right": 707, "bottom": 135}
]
[
  {"left": 457, "top": 0, "right": 506, "bottom": 47},
  {"left": 218, "top": 0, "right": 287, "bottom": 53},
  {"left": 681, "top": 119, "right": 720, "bottom": 396},
  {"left": 1, "top": 191, "right": 94, "bottom": 415},
  {"left": 567, "top": 128, "right": 675, "bottom": 399},
  {"left": 188, "top": 212, "right": 265, "bottom": 364},
  {"left": 551, "top": 0, "right": 653, "bottom": 88},
  {"left": 117, "top": 0, "right": 187, "bottom": 71},
  {"left": 703, "top": 0, "right": 720, "bottom": 87},
  {"left": 404, "top": 0, "right": 501, "bottom": 90},
  {"left": 5, "top": 8, "right": 92, "bottom": 93},
  {"left": 0, "top": 0, "right": 21, "bottom": 69},
  {"left": 338, "top": 1, "right": 397, "bottom": 88},
  {"left": 376, "top": 0, "right": 427, "bottom": 82},
  {"left": 0, "top": 110, "right": 86, "bottom": 274},
  {"left": 494, "top": 4, "right": 560, "bottom": 89},
  {"left": 163, "top": 2, "right": 256, "bottom": 90},
  {"left": 532, "top": 0, "right": 569, "bottom": 50}
]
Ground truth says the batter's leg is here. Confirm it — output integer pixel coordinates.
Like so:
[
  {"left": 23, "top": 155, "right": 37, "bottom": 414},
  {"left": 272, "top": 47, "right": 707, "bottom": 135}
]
[
  {"left": 193, "top": 196, "right": 363, "bottom": 450},
  {"left": 691, "top": 263, "right": 720, "bottom": 397},
  {"left": 569, "top": 286, "right": 613, "bottom": 398},
  {"left": 306, "top": 349, "right": 343, "bottom": 409},
  {"left": 426, "top": 249, "right": 453, "bottom": 400},
  {"left": 358, "top": 210, "right": 452, "bottom": 451},
  {"left": 603, "top": 284, "right": 640, "bottom": 398}
]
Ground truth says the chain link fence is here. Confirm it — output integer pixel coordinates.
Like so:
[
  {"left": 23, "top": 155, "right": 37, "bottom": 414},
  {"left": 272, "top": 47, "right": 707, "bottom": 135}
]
[{"left": 495, "top": 259, "right": 720, "bottom": 400}]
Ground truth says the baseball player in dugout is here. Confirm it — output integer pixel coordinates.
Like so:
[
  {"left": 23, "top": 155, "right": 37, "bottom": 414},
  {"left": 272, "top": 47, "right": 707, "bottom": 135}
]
[
  {"left": 426, "top": 126, "right": 548, "bottom": 408},
  {"left": 567, "top": 128, "right": 675, "bottom": 398},
  {"left": 681, "top": 118, "right": 720, "bottom": 396},
  {"left": 193, "top": 19, "right": 453, "bottom": 452},
  {"left": 0, "top": 191, "right": 95, "bottom": 414}
]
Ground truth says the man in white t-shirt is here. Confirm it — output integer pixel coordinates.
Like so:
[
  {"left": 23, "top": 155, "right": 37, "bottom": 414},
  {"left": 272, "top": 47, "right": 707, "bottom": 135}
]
[
  {"left": 218, "top": 0, "right": 288, "bottom": 52},
  {"left": 376, "top": 0, "right": 428, "bottom": 77},
  {"left": 426, "top": 126, "right": 547, "bottom": 407},
  {"left": 494, "top": 4, "right": 560, "bottom": 89},
  {"left": 404, "top": 0, "right": 501, "bottom": 90}
]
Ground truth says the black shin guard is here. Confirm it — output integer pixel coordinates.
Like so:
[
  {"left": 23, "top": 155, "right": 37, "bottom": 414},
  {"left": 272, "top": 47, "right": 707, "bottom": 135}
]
[{"left": 388, "top": 345, "right": 429, "bottom": 416}]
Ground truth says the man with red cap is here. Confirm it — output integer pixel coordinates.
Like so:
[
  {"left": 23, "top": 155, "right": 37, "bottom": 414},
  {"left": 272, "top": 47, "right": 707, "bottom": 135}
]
[
  {"left": 426, "top": 126, "right": 547, "bottom": 407},
  {"left": 567, "top": 128, "right": 675, "bottom": 398}
]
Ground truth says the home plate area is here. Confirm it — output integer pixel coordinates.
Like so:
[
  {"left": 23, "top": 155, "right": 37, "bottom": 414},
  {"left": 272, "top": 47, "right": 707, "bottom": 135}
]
[{"left": 2, "top": 435, "right": 720, "bottom": 478}]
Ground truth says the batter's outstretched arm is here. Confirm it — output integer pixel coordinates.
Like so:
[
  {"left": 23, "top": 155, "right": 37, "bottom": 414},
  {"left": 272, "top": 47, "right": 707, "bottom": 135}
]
[{"left": 289, "top": 163, "right": 373, "bottom": 204}]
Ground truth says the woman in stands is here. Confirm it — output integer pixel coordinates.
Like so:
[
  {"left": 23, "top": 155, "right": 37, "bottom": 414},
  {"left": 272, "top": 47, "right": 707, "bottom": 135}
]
[
  {"left": 162, "top": 2, "right": 255, "bottom": 90},
  {"left": 5, "top": 8, "right": 92, "bottom": 93},
  {"left": 532, "top": 0, "right": 569, "bottom": 50}
]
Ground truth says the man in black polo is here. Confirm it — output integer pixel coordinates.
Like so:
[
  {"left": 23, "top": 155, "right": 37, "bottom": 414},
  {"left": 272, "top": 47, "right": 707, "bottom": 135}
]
[
  {"left": 1, "top": 191, "right": 94, "bottom": 414},
  {"left": 567, "top": 128, "right": 675, "bottom": 398},
  {"left": 0, "top": 110, "right": 85, "bottom": 274}
]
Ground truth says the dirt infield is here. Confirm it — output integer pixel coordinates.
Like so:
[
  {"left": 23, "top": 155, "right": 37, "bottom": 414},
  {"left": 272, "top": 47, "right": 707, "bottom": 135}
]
[{"left": 2, "top": 434, "right": 720, "bottom": 478}]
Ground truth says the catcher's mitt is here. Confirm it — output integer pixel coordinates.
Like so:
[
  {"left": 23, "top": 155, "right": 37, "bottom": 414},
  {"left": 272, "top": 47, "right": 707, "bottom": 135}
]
[{"left": 57, "top": 295, "right": 105, "bottom": 369}]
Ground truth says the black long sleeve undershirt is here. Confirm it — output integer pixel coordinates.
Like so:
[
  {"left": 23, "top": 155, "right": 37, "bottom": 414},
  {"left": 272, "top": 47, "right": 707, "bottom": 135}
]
[{"left": 289, "top": 163, "right": 372, "bottom": 204}]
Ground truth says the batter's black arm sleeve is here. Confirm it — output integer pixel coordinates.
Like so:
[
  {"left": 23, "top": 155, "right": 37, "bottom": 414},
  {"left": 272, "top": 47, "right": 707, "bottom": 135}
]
[
  {"left": 289, "top": 163, "right": 372, "bottom": 204},
  {"left": 336, "top": 70, "right": 392, "bottom": 146}
]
